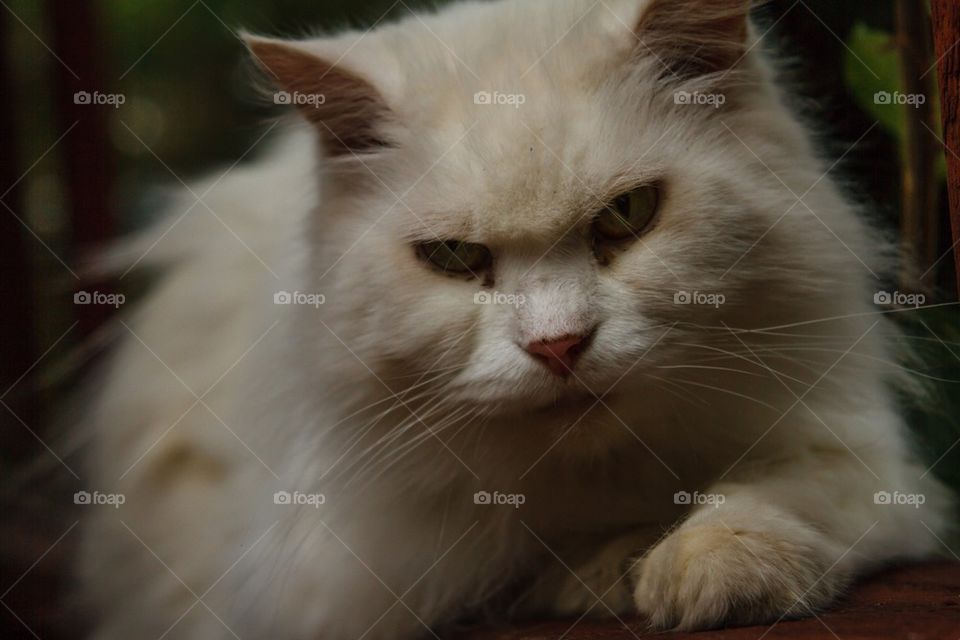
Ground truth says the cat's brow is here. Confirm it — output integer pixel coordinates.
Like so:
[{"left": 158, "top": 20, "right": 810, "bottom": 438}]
[{"left": 402, "top": 179, "right": 650, "bottom": 244}]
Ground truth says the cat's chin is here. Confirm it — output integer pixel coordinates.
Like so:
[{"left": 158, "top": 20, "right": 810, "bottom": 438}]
[
  {"left": 480, "top": 387, "right": 605, "bottom": 420},
  {"left": 532, "top": 389, "right": 601, "bottom": 414}
]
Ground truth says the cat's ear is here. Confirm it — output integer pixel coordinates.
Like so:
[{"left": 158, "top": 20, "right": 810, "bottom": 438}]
[
  {"left": 244, "top": 34, "right": 394, "bottom": 156},
  {"left": 632, "top": 0, "right": 753, "bottom": 80}
]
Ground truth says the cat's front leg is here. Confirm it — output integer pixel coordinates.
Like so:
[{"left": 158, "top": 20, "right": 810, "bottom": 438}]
[
  {"left": 521, "top": 501, "right": 845, "bottom": 628},
  {"left": 632, "top": 498, "right": 848, "bottom": 630},
  {"left": 631, "top": 452, "right": 950, "bottom": 631}
]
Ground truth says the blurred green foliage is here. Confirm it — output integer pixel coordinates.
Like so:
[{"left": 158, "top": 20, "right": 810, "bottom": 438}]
[
  {"left": 903, "top": 308, "right": 960, "bottom": 491},
  {"left": 846, "top": 23, "right": 916, "bottom": 137},
  {"left": 846, "top": 22, "right": 947, "bottom": 180},
  {"left": 99, "top": 0, "right": 440, "bottom": 177}
]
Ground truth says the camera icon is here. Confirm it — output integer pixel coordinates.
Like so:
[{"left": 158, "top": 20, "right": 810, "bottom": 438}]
[
  {"left": 74, "top": 490, "right": 92, "bottom": 505},
  {"left": 74, "top": 91, "right": 91, "bottom": 105},
  {"left": 473, "top": 91, "right": 492, "bottom": 105},
  {"left": 674, "top": 291, "right": 692, "bottom": 305},
  {"left": 274, "top": 291, "right": 292, "bottom": 305},
  {"left": 473, "top": 491, "right": 491, "bottom": 505},
  {"left": 274, "top": 91, "right": 292, "bottom": 105},
  {"left": 273, "top": 491, "right": 292, "bottom": 505},
  {"left": 874, "top": 91, "right": 892, "bottom": 105},
  {"left": 474, "top": 291, "right": 492, "bottom": 305},
  {"left": 874, "top": 491, "right": 892, "bottom": 505},
  {"left": 674, "top": 91, "right": 691, "bottom": 105},
  {"left": 74, "top": 291, "right": 92, "bottom": 304},
  {"left": 673, "top": 490, "right": 692, "bottom": 505},
  {"left": 874, "top": 291, "right": 892, "bottom": 305}
]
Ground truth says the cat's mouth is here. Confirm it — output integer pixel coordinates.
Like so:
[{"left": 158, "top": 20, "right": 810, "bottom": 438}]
[
  {"left": 446, "top": 372, "right": 608, "bottom": 418},
  {"left": 520, "top": 388, "right": 603, "bottom": 419}
]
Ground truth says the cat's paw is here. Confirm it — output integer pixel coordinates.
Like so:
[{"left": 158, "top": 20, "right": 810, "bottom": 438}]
[
  {"left": 547, "top": 542, "right": 635, "bottom": 617},
  {"left": 516, "top": 533, "right": 655, "bottom": 619},
  {"left": 631, "top": 519, "right": 846, "bottom": 630}
]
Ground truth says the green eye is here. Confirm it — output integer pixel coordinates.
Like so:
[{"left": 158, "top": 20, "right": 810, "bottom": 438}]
[
  {"left": 594, "top": 185, "right": 661, "bottom": 240},
  {"left": 416, "top": 240, "right": 492, "bottom": 274}
]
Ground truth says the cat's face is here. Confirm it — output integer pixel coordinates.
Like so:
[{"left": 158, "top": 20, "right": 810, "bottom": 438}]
[{"left": 251, "top": 0, "right": 862, "bottom": 420}]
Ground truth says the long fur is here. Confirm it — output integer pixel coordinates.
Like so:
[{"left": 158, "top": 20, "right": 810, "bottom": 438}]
[{"left": 77, "top": 1, "right": 953, "bottom": 638}]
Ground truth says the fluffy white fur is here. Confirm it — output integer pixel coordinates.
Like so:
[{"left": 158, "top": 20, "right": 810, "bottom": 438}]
[{"left": 79, "top": 0, "right": 953, "bottom": 638}]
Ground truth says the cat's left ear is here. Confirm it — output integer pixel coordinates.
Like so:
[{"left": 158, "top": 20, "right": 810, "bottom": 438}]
[
  {"left": 243, "top": 34, "right": 397, "bottom": 157},
  {"left": 629, "top": 0, "right": 753, "bottom": 80}
]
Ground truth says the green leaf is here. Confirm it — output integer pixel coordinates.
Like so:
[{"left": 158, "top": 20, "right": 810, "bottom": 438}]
[
  {"left": 845, "top": 22, "right": 946, "bottom": 180},
  {"left": 845, "top": 23, "right": 906, "bottom": 137}
]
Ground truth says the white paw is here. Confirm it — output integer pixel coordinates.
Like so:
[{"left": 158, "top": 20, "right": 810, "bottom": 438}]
[{"left": 631, "top": 521, "right": 846, "bottom": 630}]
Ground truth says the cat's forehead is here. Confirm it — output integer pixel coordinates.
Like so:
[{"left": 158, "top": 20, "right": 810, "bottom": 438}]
[
  {"left": 356, "top": 0, "right": 677, "bottom": 242},
  {"left": 381, "top": 80, "right": 672, "bottom": 245},
  {"left": 385, "top": 107, "right": 655, "bottom": 245},
  {"left": 368, "top": 0, "right": 639, "bottom": 102},
  {"left": 414, "top": 4, "right": 629, "bottom": 74}
]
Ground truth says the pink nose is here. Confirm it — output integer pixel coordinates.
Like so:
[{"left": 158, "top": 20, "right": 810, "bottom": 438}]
[{"left": 524, "top": 334, "right": 589, "bottom": 377}]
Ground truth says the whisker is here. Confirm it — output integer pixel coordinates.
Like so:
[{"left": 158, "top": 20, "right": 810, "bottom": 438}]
[
  {"left": 663, "top": 377, "right": 782, "bottom": 412},
  {"left": 655, "top": 364, "right": 766, "bottom": 377}
]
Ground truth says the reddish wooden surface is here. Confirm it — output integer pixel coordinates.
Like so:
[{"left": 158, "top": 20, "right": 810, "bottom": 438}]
[
  {"left": 459, "top": 562, "right": 960, "bottom": 640},
  {"left": 932, "top": 0, "right": 960, "bottom": 294}
]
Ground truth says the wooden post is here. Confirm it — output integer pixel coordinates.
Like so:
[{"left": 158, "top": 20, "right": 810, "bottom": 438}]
[
  {"left": 49, "top": 0, "right": 116, "bottom": 335},
  {"left": 0, "top": 0, "right": 40, "bottom": 459},
  {"left": 896, "top": 1, "right": 939, "bottom": 288},
  {"left": 931, "top": 0, "right": 960, "bottom": 295}
]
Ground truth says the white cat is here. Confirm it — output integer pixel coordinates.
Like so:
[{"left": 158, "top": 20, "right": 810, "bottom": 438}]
[{"left": 79, "top": 0, "right": 953, "bottom": 638}]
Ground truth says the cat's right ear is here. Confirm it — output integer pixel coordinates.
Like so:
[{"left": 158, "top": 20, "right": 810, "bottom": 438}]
[
  {"left": 630, "top": 0, "right": 753, "bottom": 81},
  {"left": 243, "top": 34, "right": 395, "bottom": 157}
]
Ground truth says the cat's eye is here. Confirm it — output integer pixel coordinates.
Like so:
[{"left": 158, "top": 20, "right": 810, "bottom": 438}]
[
  {"left": 594, "top": 185, "right": 661, "bottom": 240},
  {"left": 416, "top": 240, "right": 492, "bottom": 274}
]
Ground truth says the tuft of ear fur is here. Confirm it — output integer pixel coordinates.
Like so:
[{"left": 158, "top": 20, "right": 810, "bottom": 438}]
[
  {"left": 634, "top": 0, "right": 753, "bottom": 81},
  {"left": 244, "top": 35, "right": 394, "bottom": 157}
]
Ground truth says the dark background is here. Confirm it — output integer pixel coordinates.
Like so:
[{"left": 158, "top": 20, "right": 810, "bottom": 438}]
[{"left": 1, "top": 1, "right": 957, "bottom": 638}]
